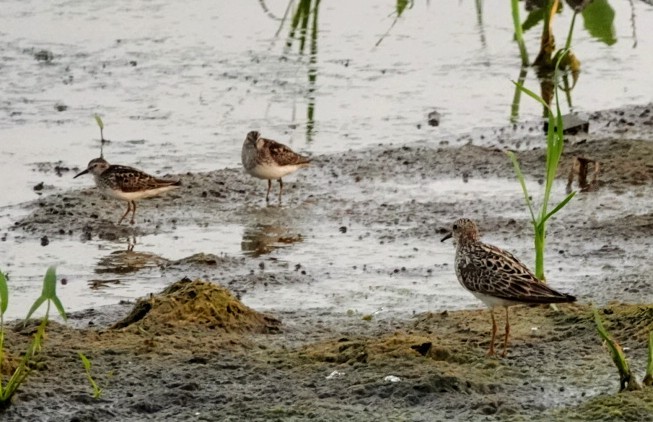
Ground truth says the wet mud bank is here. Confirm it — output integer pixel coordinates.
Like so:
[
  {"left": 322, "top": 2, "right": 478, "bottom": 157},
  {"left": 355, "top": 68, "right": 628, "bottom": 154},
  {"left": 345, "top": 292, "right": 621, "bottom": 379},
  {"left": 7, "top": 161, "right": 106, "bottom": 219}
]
[
  {"left": 2, "top": 103, "right": 653, "bottom": 420},
  {"left": 3, "top": 280, "right": 653, "bottom": 421}
]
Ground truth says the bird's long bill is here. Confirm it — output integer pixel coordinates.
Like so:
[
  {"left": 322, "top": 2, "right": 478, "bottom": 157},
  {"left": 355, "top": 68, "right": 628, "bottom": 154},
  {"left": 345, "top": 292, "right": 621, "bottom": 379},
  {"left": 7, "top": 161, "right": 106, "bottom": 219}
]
[
  {"left": 73, "top": 168, "right": 90, "bottom": 178},
  {"left": 441, "top": 232, "right": 452, "bottom": 242}
]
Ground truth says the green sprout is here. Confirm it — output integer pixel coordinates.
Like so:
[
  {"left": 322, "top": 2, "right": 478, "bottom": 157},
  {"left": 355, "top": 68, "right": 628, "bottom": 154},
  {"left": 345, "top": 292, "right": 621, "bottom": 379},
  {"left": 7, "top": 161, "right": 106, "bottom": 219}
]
[
  {"left": 78, "top": 352, "right": 103, "bottom": 398},
  {"left": 644, "top": 332, "right": 653, "bottom": 386},
  {"left": 506, "top": 52, "right": 576, "bottom": 283},
  {"left": 94, "top": 114, "right": 105, "bottom": 142},
  {"left": 1, "top": 266, "right": 67, "bottom": 409},
  {"left": 593, "top": 308, "right": 641, "bottom": 392}
]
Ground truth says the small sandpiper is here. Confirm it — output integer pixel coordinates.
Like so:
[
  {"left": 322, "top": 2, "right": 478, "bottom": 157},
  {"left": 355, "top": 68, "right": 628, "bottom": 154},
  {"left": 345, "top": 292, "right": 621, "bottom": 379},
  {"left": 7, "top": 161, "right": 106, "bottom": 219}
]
[
  {"left": 241, "top": 131, "right": 311, "bottom": 204},
  {"left": 441, "top": 218, "right": 575, "bottom": 357},
  {"left": 74, "top": 157, "right": 181, "bottom": 225}
]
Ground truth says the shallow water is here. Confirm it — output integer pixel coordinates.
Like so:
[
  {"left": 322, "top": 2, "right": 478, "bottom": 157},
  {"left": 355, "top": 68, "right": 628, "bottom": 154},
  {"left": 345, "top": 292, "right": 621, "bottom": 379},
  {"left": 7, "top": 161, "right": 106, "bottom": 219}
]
[
  {"left": 4, "top": 169, "right": 651, "bottom": 321},
  {"left": 1, "top": 0, "right": 652, "bottom": 319},
  {"left": 2, "top": 0, "right": 653, "bottom": 203}
]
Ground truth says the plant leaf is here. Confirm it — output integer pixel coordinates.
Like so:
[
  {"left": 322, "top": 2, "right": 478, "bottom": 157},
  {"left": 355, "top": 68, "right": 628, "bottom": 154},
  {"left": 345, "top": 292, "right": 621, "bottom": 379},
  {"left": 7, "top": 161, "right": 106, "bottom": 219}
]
[
  {"left": 511, "top": 81, "right": 551, "bottom": 112},
  {"left": 43, "top": 266, "right": 57, "bottom": 299},
  {"left": 581, "top": 0, "right": 616, "bottom": 46},
  {"left": 521, "top": 8, "right": 544, "bottom": 32},
  {"left": 506, "top": 151, "right": 536, "bottom": 223},
  {"left": 51, "top": 296, "right": 67, "bottom": 321},
  {"left": 0, "top": 271, "right": 8, "bottom": 314},
  {"left": 542, "top": 191, "right": 576, "bottom": 224},
  {"left": 94, "top": 114, "right": 104, "bottom": 130},
  {"left": 79, "top": 352, "right": 92, "bottom": 371},
  {"left": 644, "top": 332, "right": 653, "bottom": 386},
  {"left": 0, "top": 331, "right": 4, "bottom": 397},
  {"left": 24, "top": 296, "right": 46, "bottom": 322},
  {"left": 397, "top": 0, "right": 410, "bottom": 17},
  {"left": 593, "top": 307, "right": 637, "bottom": 391}
]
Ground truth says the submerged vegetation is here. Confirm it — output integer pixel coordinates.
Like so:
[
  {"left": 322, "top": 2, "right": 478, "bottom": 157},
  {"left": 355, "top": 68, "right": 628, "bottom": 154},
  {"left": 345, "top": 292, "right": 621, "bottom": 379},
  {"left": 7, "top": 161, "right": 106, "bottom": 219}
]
[
  {"left": 510, "top": 0, "right": 617, "bottom": 118},
  {"left": 375, "top": 0, "right": 413, "bottom": 47},
  {"left": 281, "top": 0, "right": 321, "bottom": 141},
  {"left": 260, "top": 0, "right": 626, "bottom": 137}
]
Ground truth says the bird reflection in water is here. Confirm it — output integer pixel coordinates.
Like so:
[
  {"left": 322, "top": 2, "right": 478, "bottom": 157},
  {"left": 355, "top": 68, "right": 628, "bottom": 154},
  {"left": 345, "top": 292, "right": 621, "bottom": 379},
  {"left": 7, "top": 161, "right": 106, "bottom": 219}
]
[
  {"left": 241, "top": 223, "right": 303, "bottom": 257},
  {"left": 90, "top": 237, "right": 168, "bottom": 289}
]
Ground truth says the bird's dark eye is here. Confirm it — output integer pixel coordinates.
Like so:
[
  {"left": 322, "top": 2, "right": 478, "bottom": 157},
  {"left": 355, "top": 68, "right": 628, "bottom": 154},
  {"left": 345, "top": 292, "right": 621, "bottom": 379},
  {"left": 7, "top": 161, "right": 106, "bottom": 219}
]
[{"left": 453, "top": 224, "right": 458, "bottom": 230}]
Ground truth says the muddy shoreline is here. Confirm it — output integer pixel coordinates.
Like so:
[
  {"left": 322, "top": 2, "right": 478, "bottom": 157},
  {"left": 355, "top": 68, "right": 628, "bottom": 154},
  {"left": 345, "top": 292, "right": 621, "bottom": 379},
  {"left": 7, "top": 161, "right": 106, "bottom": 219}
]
[{"left": 2, "top": 103, "right": 653, "bottom": 421}]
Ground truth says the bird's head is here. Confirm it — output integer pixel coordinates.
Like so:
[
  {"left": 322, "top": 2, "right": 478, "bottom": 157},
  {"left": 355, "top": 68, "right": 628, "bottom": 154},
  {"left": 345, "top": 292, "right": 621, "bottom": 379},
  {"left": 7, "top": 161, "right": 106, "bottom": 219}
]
[
  {"left": 74, "top": 157, "right": 110, "bottom": 178},
  {"left": 441, "top": 218, "right": 480, "bottom": 246}
]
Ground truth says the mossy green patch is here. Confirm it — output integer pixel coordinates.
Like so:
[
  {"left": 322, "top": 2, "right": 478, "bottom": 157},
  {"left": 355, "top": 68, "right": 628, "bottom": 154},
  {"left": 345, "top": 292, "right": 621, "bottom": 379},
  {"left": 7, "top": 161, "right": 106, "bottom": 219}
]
[
  {"left": 111, "top": 278, "right": 280, "bottom": 334},
  {"left": 556, "top": 389, "right": 653, "bottom": 421}
]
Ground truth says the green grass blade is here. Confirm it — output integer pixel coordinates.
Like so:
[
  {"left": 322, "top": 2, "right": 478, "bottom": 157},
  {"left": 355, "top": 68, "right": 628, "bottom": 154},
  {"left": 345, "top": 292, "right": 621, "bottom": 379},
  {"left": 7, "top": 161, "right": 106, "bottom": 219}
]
[
  {"left": 0, "top": 330, "right": 4, "bottom": 397},
  {"left": 511, "top": 0, "right": 529, "bottom": 66},
  {"left": 51, "top": 296, "right": 67, "bottom": 321},
  {"left": 297, "top": 0, "right": 310, "bottom": 54},
  {"left": 24, "top": 296, "right": 46, "bottom": 322},
  {"left": 644, "top": 332, "right": 653, "bottom": 386},
  {"left": 3, "top": 319, "right": 43, "bottom": 398},
  {"left": 593, "top": 308, "right": 629, "bottom": 374},
  {"left": 94, "top": 114, "right": 104, "bottom": 131},
  {"left": 506, "top": 151, "right": 536, "bottom": 223},
  {"left": 542, "top": 192, "right": 576, "bottom": 224},
  {"left": 43, "top": 266, "right": 57, "bottom": 300},
  {"left": 79, "top": 352, "right": 103, "bottom": 398},
  {"left": 3, "top": 364, "right": 29, "bottom": 400},
  {"left": 512, "top": 81, "right": 551, "bottom": 112},
  {"left": 593, "top": 308, "right": 641, "bottom": 391},
  {"left": 0, "top": 271, "right": 8, "bottom": 314},
  {"left": 285, "top": 1, "right": 304, "bottom": 49},
  {"left": 79, "top": 352, "right": 91, "bottom": 371}
]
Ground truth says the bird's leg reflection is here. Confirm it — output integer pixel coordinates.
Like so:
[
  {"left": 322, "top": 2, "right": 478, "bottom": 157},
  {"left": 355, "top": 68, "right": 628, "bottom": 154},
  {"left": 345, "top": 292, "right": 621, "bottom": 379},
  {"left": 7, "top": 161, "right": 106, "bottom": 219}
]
[
  {"left": 127, "top": 236, "right": 137, "bottom": 252},
  {"left": 241, "top": 222, "right": 303, "bottom": 257}
]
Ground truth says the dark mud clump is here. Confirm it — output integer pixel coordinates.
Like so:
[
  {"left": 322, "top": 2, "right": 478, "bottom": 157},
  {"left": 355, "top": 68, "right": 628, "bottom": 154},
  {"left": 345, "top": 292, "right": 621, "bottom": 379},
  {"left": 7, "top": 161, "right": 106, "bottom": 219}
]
[{"left": 111, "top": 278, "right": 280, "bottom": 334}]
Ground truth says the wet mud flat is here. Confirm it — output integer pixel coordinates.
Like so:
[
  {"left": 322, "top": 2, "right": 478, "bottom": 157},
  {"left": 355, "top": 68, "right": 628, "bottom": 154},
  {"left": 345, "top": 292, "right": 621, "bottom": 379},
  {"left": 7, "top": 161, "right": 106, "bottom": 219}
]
[
  {"left": 2, "top": 103, "right": 653, "bottom": 420},
  {"left": 3, "top": 282, "right": 653, "bottom": 421}
]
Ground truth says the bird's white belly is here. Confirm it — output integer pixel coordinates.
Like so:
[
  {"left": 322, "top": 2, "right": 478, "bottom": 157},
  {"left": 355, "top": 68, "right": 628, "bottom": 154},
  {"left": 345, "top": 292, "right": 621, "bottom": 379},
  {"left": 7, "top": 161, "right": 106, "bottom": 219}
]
[
  {"left": 471, "top": 291, "right": 521, "bottom": 308},
  {"left": 103, "top": 186, "right": 178, "bottom": 201},
  {"left": 247, "top": 164, "right": 302, "bottom": 180}
]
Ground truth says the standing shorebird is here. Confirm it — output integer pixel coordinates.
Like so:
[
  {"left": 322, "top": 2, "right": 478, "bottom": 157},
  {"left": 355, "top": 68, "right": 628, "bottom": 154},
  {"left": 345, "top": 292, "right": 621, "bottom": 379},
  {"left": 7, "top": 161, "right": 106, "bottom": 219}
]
[
  {"left": 441, "top": 218, "right": 575, "bottom": 357},
  {"left": 74, "top": 157, "right": 181, "bottom": 225},
  {"left": 241, "top": 131, "right": 311, "bottom": 204}
]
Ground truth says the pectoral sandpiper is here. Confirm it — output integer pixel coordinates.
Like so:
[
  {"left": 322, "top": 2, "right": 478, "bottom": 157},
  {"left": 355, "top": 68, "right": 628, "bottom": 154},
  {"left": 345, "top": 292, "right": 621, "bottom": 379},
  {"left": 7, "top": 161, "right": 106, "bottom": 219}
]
[{"left": 441, "top": 218, "right": 576, "bottom": 357}]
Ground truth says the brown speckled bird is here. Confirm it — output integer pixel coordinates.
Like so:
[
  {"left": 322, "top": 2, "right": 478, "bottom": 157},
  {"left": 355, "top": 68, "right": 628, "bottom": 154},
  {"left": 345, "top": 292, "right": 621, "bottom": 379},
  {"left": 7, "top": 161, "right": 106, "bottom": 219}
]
[
  {"left": 74, "top": 157, "right": 181, "bottom": 225},
  {"left": 441, "top": 218, "right": 576, "bottom": 357},
  {"left": 241, "top": 131, "right": 311, "bottom": 203}
]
